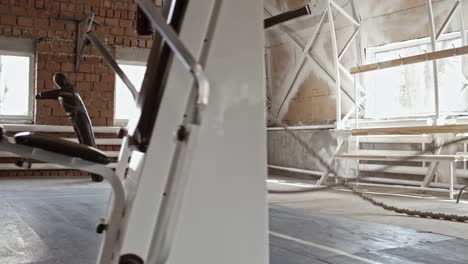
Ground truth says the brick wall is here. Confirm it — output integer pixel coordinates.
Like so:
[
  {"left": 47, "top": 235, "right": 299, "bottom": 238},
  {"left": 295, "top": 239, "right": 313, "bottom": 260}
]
[{"left": 0, "top": 0, "right": 159, "bottom": 126}]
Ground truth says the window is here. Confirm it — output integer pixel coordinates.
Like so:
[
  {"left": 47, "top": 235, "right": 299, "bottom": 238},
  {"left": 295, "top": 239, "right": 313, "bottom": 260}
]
[
  {"left": 0, "top": 51, "right": 33, "bottom": 120},
  {"left": 364, "top": 33, "right": 468, "bottom": 119},
  {"left": 114, "top": 62, "right": 147, "bottom": 122}
]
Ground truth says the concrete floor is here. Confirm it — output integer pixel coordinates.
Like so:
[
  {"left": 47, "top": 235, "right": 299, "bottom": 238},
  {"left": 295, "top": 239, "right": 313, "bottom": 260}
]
[
  {"left": 268, "top": 175, "right": 468, "bottom": 240},
  {"left": 0, "top": 176, "right": 467, "bottom": 263}
]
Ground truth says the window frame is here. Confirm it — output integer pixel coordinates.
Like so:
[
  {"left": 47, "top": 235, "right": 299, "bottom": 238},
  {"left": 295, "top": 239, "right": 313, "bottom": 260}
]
[
  {"left": 363, "top": 31, "right": 467, "bottom": 119},
  {"left": 113, "top": 59, "right": 147, "bottom": 126},
  {"left": 0, "top": 49, "right": 35, "bottom": 123}
]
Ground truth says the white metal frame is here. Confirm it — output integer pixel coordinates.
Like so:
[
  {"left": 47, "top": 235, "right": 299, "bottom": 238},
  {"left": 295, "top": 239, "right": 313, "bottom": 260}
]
[
  {"left": 267, "top": 0, "right": 468, "bottom": 129},
  {"left": 351, "top": 0, "right": 468, "bottom": 127},
  {"left": 0, "top": 135, "right": 126, "bottom": 263},
  {"left": 265, "top": 0, "right": 366, "bottom": 127},
  {"left": 364, "top": 33, "right": 468, "bottom": 119},
  {"left": 0, "top": 49, "right": 35, "bottom": 123}
]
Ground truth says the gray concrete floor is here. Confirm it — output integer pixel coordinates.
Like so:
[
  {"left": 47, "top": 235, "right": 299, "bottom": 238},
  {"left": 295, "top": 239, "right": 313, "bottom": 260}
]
[
  {"left": 268, "top": 175, "right": 468, "bottom": 239},
  {"left": 0, "top": 176, "right": 467, "bottom": 263}
]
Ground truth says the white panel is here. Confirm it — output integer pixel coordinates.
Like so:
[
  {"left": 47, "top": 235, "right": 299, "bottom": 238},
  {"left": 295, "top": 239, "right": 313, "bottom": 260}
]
[
  {"left": 119, "top": 1, "right": 268, "bottom": 263},
  {"left": 169, "top": 0, "right": 268, "bottom": 263}
]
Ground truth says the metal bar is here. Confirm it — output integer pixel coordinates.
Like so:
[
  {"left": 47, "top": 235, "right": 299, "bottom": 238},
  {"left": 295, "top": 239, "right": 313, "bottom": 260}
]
[
  {"left": 264, "top": 7, "right": 366, "bottom": 110},
  {"left": 351, "top": 179, "right": 466, "bottom": 190},
  {"left": 459, "top": 0, "right": 468, "bottom": 82},
  {"left": 427, "top": 0, "right": 440, "bottom": 120},
  {"left": 264, "top": 5, "right": 311, "bottom": 29},
  {"left": 338, "top": 26, "right": 360, "bottom": 61},
  {"left": 350, "top": 44, "right": 468, "bottom": 74},
  {"left": 318, "top": 137, "right": 345, "bottom": 185},
  {"left": 268, "top": 164, "right": 328, "bottom": 176},
  {"left": 267, "top": 124, "right": 335, "bottom": 131},
  {"left": 0, "top": 138, "right": 125, "bottom": 264},
  {"left": 354, "top": 74, "right": 359, "bottom": 128},
  {"left": 327, "top": 2, "right": 342, "bottom": 126},
  {"left": 422, "top": 141, "right": 444, "bottom": 187},
  {"left": 339, "top": 64, "right": 366, "bottom": 94},
  {"left": 86, "top": 31, "right": 138, "bottom": 100},
  {"left": 277, "top": 10, "right": 328, "bottom": 117},
  {"left": 436, "top": 1, "right": 460, "bottom": 40},
  {"left": 450, "top": 161, "right": 455, "bottom": 199},
  {"left": 137, "top": 0, "right": 210, "bottom": 106},
  {"left": 461, "top": 0, "right": 467, "bottom": 46},
  {"left": 341, "top": 95, "right": 365, "bottom": 123},
  {"left": 353, "top": 124, "right": 468, "bottom": 136},
  {"left": 329, "top": 0, "right": 360, "bottom": 26}
]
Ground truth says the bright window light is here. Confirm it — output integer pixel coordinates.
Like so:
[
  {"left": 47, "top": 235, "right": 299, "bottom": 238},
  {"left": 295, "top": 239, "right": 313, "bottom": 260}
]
[
  {"left": 115, "top": 63, "right": 146, "bottom": 121},
  {"left": 364, "top": 36, "right": 467, "bottom": 119},
  {"left": 0, "top": 54, "right": 31, "bottom": 118}
]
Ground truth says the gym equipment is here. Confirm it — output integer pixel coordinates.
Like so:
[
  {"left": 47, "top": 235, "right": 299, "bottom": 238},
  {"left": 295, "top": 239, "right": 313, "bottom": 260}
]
[
  {"left": 0, "top": 0, "right": 267, "bottom": 263},
  {"left": 35, "top": 73, "right": 104, "bottom": 182},
  {"left": 76, "top": 12, "right": 138, "bottom": 100}
]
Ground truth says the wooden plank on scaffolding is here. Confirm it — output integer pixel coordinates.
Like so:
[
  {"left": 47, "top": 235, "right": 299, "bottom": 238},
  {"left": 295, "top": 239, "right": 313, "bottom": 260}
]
[
  {"left": 350, "top": 44, "right": 468, "bottom": 74},
  {"left": 352, "top": 124, "right": 468, "bottom": 136}
]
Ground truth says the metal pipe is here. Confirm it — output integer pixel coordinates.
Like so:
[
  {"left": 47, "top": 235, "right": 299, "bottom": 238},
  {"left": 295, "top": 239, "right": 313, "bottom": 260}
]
[
  {"left": 264, "top": 8, "right": 365, "bottom": 116},
  {"left": 327, "top": 2, "right": 342, "bottom": 126},
  {"left": 276, "top": 10, "right": 328, "bottom": 117},
  {"left": 341, "top": 96, "right": 365, "bottom": 123},
  {"left": 350, "top": 181, "right": 466, "bottom": 192},
  {"left": 137, "top": 0, "right": 210, "bottom": 106},
  {"left": 85, "top": 31, "right": 138, "bottom": 100},
  {"left": 339, "top": 64, "right": 366, "bottom": 94},
  {"left": 338, "top": 26, "right": 360, "bottom": 61},
  {"left": 436, "top": 1, "right": 460, "bottom": 40},
  {"left": 267, "top": 124, "right": 335, "bottom": 131},
  {"left": 329, "top": 0, "right": 360, "bottom": 26},
  {"left": 268, "top": 164, "right": 326, "bottom": 176},
  {"left": 426, "top": 0, "right": 440, "bottom": 120},
  {"left": 318, "top": 138, "right": 344, "bottom": 185},
  {"left": 450, "top": 161, "right": 455, "bottom": 199},
  {"left": 354, "top": 74, "right": 359, "bottom": 128},
  {"left": 460, "top": 0, "right": 467, "bottom": 46}
]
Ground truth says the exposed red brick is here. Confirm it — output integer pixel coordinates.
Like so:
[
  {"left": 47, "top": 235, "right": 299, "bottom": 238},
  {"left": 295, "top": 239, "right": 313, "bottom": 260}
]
[
  {"left": 1, "top": 15, "right": 16, "bottom": 25},
  {"left": 18, "top": 17, "right": 33, "bottom": 26}
]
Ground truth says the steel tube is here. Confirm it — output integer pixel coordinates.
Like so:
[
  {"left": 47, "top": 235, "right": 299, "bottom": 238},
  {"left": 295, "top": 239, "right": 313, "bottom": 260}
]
[
  {"left": 436, "top": 1, "right": 460, "bottom": 40},
  {"left": 267, "top": 124, "right": 335, "bottom": 131},
  {"left": 327, "top": 2, "right": 342, "bottom": 126},
  {"left": 426, "top": 0, "right": 440, "bottom": 120},
  {"left": 268, "top": 164, "right": 324, "bottom": 176},
  {"left": 277, "top": 10, "right": 328, "bottom": 117},
  {"left": 354, "top": 74, "right": 359, "bottom": 128},
  {"left": 86, "top": 31, "right": 138, "bottom": 100},
  {"left": 338, "top": 26, "right": 360, "bottom": 61},
  {"left": 137, "top": 0, "right": 210, "bottom": 106},
  {"left": 329, "top": 0, "right": 360, "bottom": 26}
]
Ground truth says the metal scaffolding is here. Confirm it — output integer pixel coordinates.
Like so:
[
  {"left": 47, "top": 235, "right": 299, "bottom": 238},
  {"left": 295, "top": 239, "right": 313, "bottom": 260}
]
[{"left": 266, "top": 0, "right": 468, "bottom": 129}]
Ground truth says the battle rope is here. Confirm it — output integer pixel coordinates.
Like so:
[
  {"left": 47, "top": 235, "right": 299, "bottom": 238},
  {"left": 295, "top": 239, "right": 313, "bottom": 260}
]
[{"left": 270, "top": 120, "right": 468, "bottom": 223}]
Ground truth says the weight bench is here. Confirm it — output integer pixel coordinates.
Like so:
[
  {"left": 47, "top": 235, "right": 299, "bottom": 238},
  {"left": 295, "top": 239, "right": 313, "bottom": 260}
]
[
  {"left": 15, "top": 132, "right": 111, "bottom": 165},
  {"left": 336, "top": 151, "right": 468, "bottom": 199},
  {"left": 0, "top": 125, "right": 124, "bottom": 263}
]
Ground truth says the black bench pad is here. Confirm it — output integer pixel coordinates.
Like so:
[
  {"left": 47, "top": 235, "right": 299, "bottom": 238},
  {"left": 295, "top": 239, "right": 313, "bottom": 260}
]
[{"left": 14, "top": 132, "right": 110, "bottom": 165}]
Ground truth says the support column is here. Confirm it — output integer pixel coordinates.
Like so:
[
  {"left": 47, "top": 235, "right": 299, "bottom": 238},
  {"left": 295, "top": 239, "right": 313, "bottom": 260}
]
[
  {"left": 426, "top": 0, "right": 441, "bottom": 122},
  {"left": 327, "top": 2, "right": 342, "bottom": 128}
]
